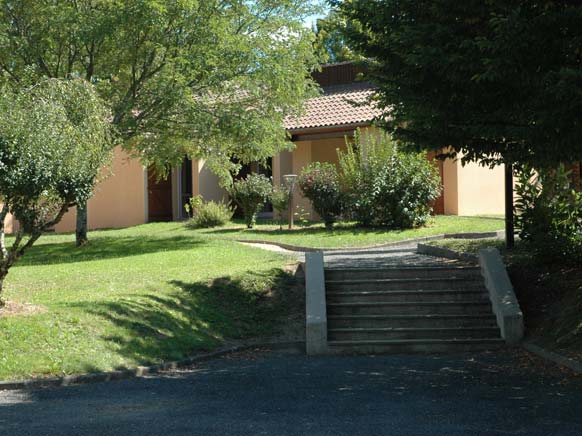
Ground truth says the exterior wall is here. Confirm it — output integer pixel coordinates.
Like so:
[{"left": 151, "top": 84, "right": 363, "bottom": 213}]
[
  {"left": 192, "top": 160, "right": 228, "bottom": 203},
  {"left": 54, "top": 146, "right": 147, "bottom": 233},
  {"left": 443, "top": 159, "right": 505, "bottom": 216},
  {"left": 291, "top": 140, "right": 314, "bottom": 217},
  {"left": 1, "top": 208, "right": 17, "bottom": 234}
]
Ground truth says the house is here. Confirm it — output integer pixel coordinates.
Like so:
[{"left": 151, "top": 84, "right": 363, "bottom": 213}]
[{"left": 3, "top": 62, "right": 508, "bottom": 234}]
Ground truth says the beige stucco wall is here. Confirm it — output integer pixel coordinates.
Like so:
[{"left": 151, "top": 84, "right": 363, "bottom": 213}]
[
  {"left": 442, "top": 159, "right": 505, "bottom": 216},
  {"left": 1, "top": 207, "right": 17, "bottom": 234},
  {"left": 192, "top": 160, "right": 228, "bottom": 203},
  {"left": 53, "top": 146, "right": 147, "bottom": 233}
]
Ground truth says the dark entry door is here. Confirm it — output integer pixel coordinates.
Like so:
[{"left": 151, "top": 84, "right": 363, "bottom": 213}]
[{"left": 148, "top": 168, "right": 173, "bottom": 222}]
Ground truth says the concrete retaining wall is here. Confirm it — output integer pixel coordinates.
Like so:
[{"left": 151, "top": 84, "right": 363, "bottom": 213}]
[
  {"left": 305, "top": 252, "right": 329, "bottom": 355},
  {"left": 478, "top": 248, "right": 524, "bottom": 345}
]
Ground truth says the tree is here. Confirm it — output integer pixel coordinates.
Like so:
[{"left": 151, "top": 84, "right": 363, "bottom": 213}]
[
  {"left": 313, "top": 10, "right": 362, "bottom": 63},
  {"left": 0, "top": 79, "right": 113, "bottom": 306},
  {"left": 0, "top": 0, "right": 321, "bottom": 244},
  {"left": 335, "top": 0, "right": 582, "bottom": 246}
]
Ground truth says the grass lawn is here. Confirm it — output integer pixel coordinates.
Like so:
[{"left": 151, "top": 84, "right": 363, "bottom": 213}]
[
  {"left": 0, "top": 215, "right": 504, "bottom": 380},
  {"left": 0, "top": 223, "right": 300, "bottom": 380},
  {"left": 194, "top": 215, "right": 505, "bottom": 248}
]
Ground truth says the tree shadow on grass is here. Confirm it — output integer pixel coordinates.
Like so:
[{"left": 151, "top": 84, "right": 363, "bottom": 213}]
[
  {"left": 16, "top": 235, "right": 207, "bottom": 267},
  {"left": 68, "top": 269, "right": 303, "bottom": 368}
]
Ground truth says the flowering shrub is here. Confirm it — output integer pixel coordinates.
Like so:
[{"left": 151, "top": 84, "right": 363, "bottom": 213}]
[
  {"left": 230, "top": 173, "right": 272, "bottom": 228},
  {"left": 338, "top": 130, "right": 442, "bottom": 228},
  {"left": 298, "top": 162, "right": 343, "bottom": 229}
]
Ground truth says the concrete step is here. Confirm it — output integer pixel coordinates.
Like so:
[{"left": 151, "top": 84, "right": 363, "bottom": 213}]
[
  {"left": 327, "top": 338, "right": 505, "bottom": 354},
  {"left": 328, "top": 326, "right": 501, "bottom": 341},
  {"left": 325, "top": 266, "right": 481, "bottom": 281},
  {"left": 327, "top": 301, "right": 494, "bottom": 316},
  {"left": 326, "top": 289, "right": 489, "bottom": 304},
  {"left": 327, "top": 314, "right": 499, "bottom": 329},
  {"left": 326, "top": 278, "right": 486, "bottom": 292}
]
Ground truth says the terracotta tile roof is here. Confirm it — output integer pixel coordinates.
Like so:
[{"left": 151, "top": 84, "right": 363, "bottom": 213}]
[{"left": 285, "top": 82, "right": 382, "bottom": 132}]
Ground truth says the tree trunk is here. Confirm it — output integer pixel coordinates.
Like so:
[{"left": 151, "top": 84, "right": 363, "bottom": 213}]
[
  {"left": 76, "top": 203, "right": 88, "bottom": 247},
  {"left": 0, "top": 271, "right": 6, "bottom": 308},
  {"left": 505, "top": 164, "right": 515, "bottom": 249}
]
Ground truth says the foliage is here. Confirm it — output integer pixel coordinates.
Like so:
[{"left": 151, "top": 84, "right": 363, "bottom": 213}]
[
  {"left": 187, "top": 200, "right": 234, "bottom": 229},
  {"left": 338, "top": 130, "right": 442, "bottom": 228},
  {"left": 313, "top": 10, "right": 362, "bottom": 63},
  {"left": 230, "top": 174, "right": 273, "bottom": 229},
  {"left": 293, "top": 205, "right": 311, "bottom": 227},
  {"left": 270, "top": 186, "right": 292, "bottom": 229},
  {"left": 335, "top": 0, "right": 582, "bottom": 168},
  {"left": 515, "top": 164, "right": 582, "bottom": 265},
  {"left": 0, "top": 0, "right": 321, "bottom": 180},
  {"left": 184, "top": 195, "right": 204, "bottom": 219},
  {"left": 298, "top": 162, "right": 343, "bottom": 229},
  {"left": 0, "top": 79, "right": 112, "bottom": 304}
]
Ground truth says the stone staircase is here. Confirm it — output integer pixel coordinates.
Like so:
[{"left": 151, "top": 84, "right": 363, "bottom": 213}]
[{"left": 324, "top": 265, "right": 505, "bottom": 354}]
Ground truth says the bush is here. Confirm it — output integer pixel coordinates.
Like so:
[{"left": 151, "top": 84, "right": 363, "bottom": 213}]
[
  {"left": 338, "top": 130, "right": 442, "bottom": 228},
  {"left": 298, "top": 162, "right": 343, "bottom": 229},
  {"left": 515, "top": 164, "right": 582, "bottom": 265},
  {"left": 230, "top": 174, "right": 272, "bottom": 228},
  {"left": 187, "top": 200, "right": 234, "bottom": 228}
]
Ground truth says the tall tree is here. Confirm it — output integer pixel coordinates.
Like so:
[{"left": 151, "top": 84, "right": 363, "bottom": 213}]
[
  {"left": 0, "top": 0, "right": 321, "bottom": 244},
  {"left": 313, "top": 10, "right": 361, "bottom": 63},
  {"left": 0, "top": 79, "right": 113, "bottom": 305},
  {"left": 335, "top": 0, "right": 582, "bottom": 246}
]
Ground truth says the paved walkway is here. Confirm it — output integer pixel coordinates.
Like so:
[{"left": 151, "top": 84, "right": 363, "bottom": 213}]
[
  {"left": 1, "top": 350, "right": 580, "bottom": 435},
  {"left": 241, "top": 241, "right": 466, "bottom": 269}
]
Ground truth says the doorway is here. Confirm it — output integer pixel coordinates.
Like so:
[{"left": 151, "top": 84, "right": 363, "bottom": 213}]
[{"left": 147, "top": 168, "right": 173, "bottom": 222}]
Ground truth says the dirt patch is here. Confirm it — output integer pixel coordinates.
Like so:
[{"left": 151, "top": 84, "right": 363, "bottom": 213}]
[
  {"left": 508, "top": 261, "right": 582, "bottom": 364},
  {"left": 0, "top": 301, "right": 46, "bottom": 318}
]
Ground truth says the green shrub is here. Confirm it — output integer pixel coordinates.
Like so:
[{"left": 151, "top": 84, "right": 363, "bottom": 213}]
[
  {"left": 187, "top": 200, "right": 234, "bottom": 228},
  {"left": 230, "top": 173, "right": 272, "bottom": 228},
  {"left": 515, "top": 164, "right": 582, "bottom": 265},
  {"left": 338, "top": 130, "right": 442, "bottom": 228},
  {"left": 298, "top": 162, "right": 343, "bottom": 229}
]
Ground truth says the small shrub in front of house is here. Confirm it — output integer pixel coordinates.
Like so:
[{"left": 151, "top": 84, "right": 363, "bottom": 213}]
[
  {"left": 230, "top": 173, "right": 272, "bottom": 228},
  {"left": 187, "top": 199, "right": 234, "bottom": 228},
  {"left": 338, "top": 130, "right": 442, "bottom": 228},
  {"left": 515, "top": 164, "right": 582, "bottom": 265},
  {"left": 298, "top": 162, "right": 343, "bottom": 229}
]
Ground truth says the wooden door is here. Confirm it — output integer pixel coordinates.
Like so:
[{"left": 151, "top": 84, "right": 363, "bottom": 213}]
[
  {"left": 148, "top": 168, "right": 173, "bottom": 222},
  {"left": 428, "top": 152, "right": 445, "bottom": 215}
]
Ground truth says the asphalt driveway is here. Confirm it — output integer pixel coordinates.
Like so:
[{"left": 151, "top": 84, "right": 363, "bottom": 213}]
[{"left": 1, "top": 349, "right": 580, "bottom": 436}]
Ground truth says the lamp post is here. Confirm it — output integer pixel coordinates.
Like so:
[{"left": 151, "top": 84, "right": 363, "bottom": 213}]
[{"left": 283, "top": 174, "right": 297, "bottom": 230}]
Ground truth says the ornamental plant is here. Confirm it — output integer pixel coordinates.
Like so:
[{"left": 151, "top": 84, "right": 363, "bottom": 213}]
[
  {"left": 298, "top": 162, "right": 343, "bottom": 229},
  {"left": 338, "top": 130, "right": 442, "bottom": 228},
  {"left": 0, "top": 79, "right": 113, "bottom": 306},
  {"left": 515, "top": 164, "right": 582, "bottom": 265},
  {"left": 230, "top": 174, "right": 272, "bottom": 228}
]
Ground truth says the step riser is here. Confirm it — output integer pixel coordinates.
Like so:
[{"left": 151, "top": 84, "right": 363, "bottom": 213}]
[
  {"left": 326, "top": 269, "right": 481, "bottom": 281},
  {"left": 328, "top": 317, "right": 498, "bottom": 329},
  {"left": 328, "top": 342, "right": 505, "bottom": 355},
  {"left": 326, "top": 281, "right": 486, "bottom": 292},
  {"left": 328, "top": 329, "right": 501, "bottom": 341},
  {"left": 328, "top": 304, "right": 493, "bottom": 316},
  {"left": 327, "top": 292, "right": 489, "bottom": 304}
]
